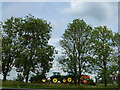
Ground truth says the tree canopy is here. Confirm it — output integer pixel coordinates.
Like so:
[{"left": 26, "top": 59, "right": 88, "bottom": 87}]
[
  {"left": 91, "top": 26, "right": 116, "bottom": 87},
  {"left": 59, "top": 19, "right": 93, "bottom": 85},
  {"left": 2, "top": 15, "right": 55, "bottom": 82}
]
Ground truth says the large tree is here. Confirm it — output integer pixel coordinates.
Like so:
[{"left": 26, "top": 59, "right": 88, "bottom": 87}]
[
  {"left": 59, "top": 19, "right": 92, "bottom": 85},
  {"left": 2, "top": 15, "right": 55, "bottom": 82},
  {"left": 14, "top": 15, "right": 55, "bottom": 83},
  {"left": 91, "top": 26, "right": 115, "bottom": 87}
]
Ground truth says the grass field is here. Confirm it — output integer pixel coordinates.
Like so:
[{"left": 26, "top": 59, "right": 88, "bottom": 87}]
[{"left": 1, "top": 80, "right": 119, "bottom": 89}]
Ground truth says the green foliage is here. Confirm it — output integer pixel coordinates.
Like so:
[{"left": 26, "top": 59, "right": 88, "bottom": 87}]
[
  {"left": 2, "top": 17, "right": 19, "bottom": 81},
  {"left": 2, "top": 15, "right": 55, "bottom": 82},
  {"left": 1, "top": 15, "right": 119, "bottom": 87},
  {"left": 59, "top": 19, "right": 93, "bottom": 85},
  {"left": 14, "top": 15, "right": 55, "bottom": 82},
  {"left": 59, "top": 19, "right": 118, "bottom": 87},
  {"left": 91, "top": 26, "right": 116, "bottom": 87},
  {"left": 113, "top": 33, "right": 120, "bottom": 88},
  {"left": 15, "top": 73, "right": 24, "bottom": 82}
]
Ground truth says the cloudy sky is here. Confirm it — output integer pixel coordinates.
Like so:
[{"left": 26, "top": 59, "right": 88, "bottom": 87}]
[{"left": 1, "top": 1, "right": 118, "bottom": 80}]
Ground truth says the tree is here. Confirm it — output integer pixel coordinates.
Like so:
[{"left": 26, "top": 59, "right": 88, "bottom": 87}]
[
  {"left": 91, "top": 26, "right": 115, "bottom": 87},
  {"left": 14, "top": 15, "right": 55, "bottom": 83},
  {"left": 59, "top": 19, "right": 92, "bottom": 85},
  {"left": 113, "top": 33, "right": 120, "bottom": 88},
  {"left": 2, "top": 15, "right": 55, "bottom": 82},
  {"left": 2, "top": 17, "right": 19, "bottom": 81}
]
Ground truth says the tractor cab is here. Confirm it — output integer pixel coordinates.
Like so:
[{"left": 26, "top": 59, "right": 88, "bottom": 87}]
[
  {"left": 67, "top": 71, "right": 74, "bottom": 76},
  {"left": 53, "top": 72, "right": 60, "bottom": 76}
]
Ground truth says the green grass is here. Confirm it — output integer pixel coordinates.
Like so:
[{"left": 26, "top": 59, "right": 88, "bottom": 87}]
[{"left": 1, "top": 80, "right": 119, "bottom": 89}]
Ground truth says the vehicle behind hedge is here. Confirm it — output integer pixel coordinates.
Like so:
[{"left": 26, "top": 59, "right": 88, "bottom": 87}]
[{"left": 30, "top": 74, "right": 47, "bottom": 83}]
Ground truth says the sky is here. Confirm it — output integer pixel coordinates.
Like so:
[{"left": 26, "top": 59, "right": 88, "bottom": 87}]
[{"left": 0, "top": 1, "right": 118, "bottom": 80}]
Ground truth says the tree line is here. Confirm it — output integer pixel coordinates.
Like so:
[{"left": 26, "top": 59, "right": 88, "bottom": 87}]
[
  {"left": 59, "top": 19, "right": 119, "bottom": 87},
  {"left": 0, "top": 15, "right": 120, "bottom": 87}
]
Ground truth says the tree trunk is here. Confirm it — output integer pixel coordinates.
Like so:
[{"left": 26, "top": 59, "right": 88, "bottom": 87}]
[
  {"left": 118, "top": 73, "right": 120, "bottom": 88},
  {"left": 2, "top": 64, "right": 9, "bottom": 81},
  {"left": 73, "top": 43, "right": 77, "bottom": 85},
  {"left": 104, "top": 77, "right": 107, "bottom": 87},
  {"left": 25, "top": 73, "right": 29, "bottom": 83},
  {"left": 25, "top": 70, "right": 30, "bottom": 83},
  {"left": 78, "top": 62, "right": 81, "bottom": 85},
  {"left": 103, "top": 61, "right": 107, "bottom": 87},
  {"left": 3, "top": 73, "right": 7, "bottom": 81},
  {"left": 74, "top": 63, "right": 77, "bottom": 85},
  {"left": 25, "top": 75, "right": 28, "bottom": 83},
  {"left": 77, "top": 43, "right": 82, "bottom": 86},
  {"left": 95, "top": 76, "right": 97, "bottom": 83}
]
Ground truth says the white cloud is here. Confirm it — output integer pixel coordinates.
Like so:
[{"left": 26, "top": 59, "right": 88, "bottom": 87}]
[
  {"left": 49, "top": 37, "right": 60, "bottom": 46},
  {"left": 0, "top": 74, "right": 3, "bottom": 80},
  {"left": 61, "top": 2, "right": 118, "bottom": 22},
  {"left": 7, "top": 70, "right": 17, "bottom": 80},
  {"left": 48, "top": 37, "right": 64, "bottom": 58}
]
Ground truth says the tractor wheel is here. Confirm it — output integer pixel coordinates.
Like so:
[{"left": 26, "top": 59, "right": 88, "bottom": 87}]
[
  {"left": 61, "top": 78, "right": 67, "bottom": 83},
  {"left": 42, "top": 78, "right": 46, "bottom": 83},
  {"left": 67, "top": 77, "right": 72, "bottom": 83},
  {"left": 52, "top": 77, "right": 58, "bottom": 83}
]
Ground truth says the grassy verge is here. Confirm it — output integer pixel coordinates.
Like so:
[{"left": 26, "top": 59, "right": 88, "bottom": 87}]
[
  {"left": 2, "top": 80, "right": 118, "bottom": 89},
  {"left": 2, "top": 80, "right": 84, "bottom": 89}
]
